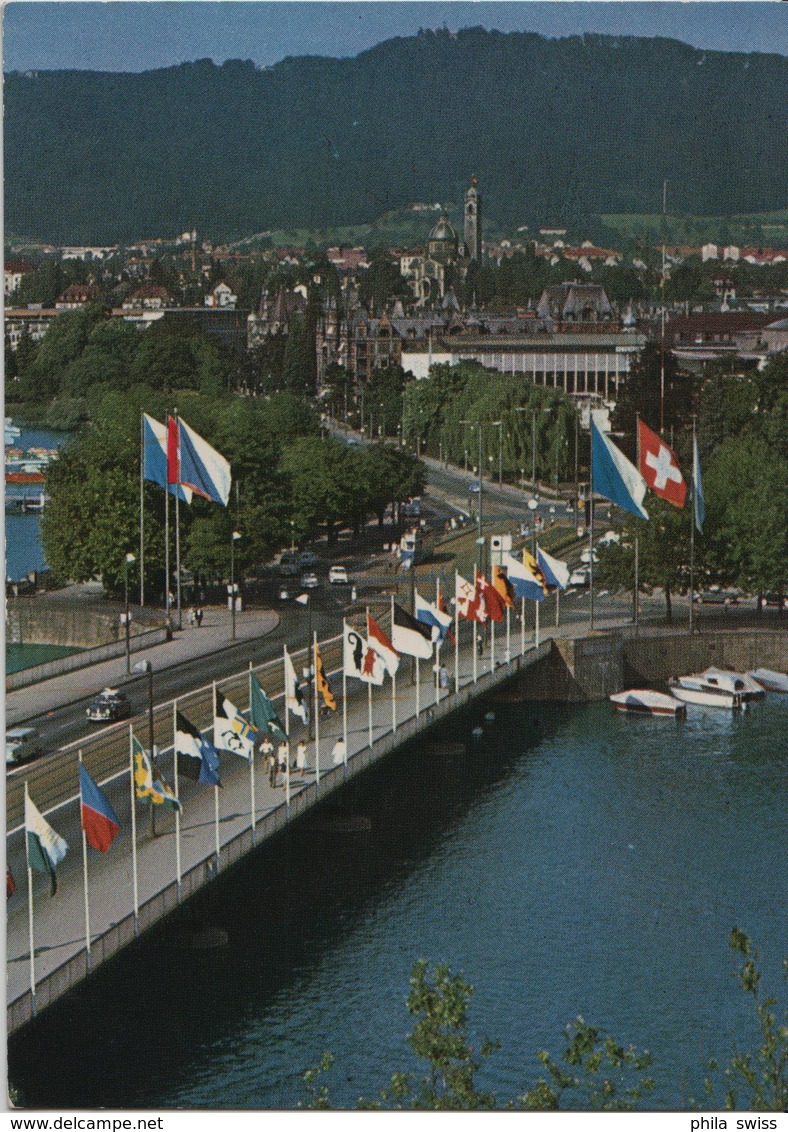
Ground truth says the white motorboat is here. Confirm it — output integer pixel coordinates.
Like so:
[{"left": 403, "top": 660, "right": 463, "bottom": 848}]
[
  {"left": 668, "top": 668, "right": 760, "bottom": 709},
  {"left": 748, "top": 668, "right": 788, "bottom": 694},
  {"left": 610, "top": 689, "right": 686, "bottom": 717}
]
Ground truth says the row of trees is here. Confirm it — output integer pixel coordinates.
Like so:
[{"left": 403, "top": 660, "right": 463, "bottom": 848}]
[
  {"left": 40, "top": 385, "right": 424, "bottom": 600},
  {"left": 402, "top": 361, "right": 578, "bottom": 486}
]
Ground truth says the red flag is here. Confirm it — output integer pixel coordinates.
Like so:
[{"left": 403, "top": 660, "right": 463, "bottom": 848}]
[
  {"left": 475, "top": 570, "right": 505, "bottom": 623},
  {"left": 167, "top": 415, "right": 180, "bottom": 486},
  {"left": 456, "top": 573, "right": 487, "bottom": 622},
  {"left": 7, "top": 866, "right": 15, "bottom": 900},
  {"left": 367, "top": 613, "right": 400, "bottom": 675},
  {"left": 638, "top": 420, "right": 687, "bottom": 508},
  {"left": 436, "top": 582, "right": 456, "bottom": 644}
]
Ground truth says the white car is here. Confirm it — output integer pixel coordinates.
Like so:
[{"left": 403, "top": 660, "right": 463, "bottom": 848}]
[
  {"left": 569, "top": 567, "right": 590, "bottom": 586},
  {"left": 6, "top": 726, "right": 43, "bottom": 767},
  {"left": 328, "top": 565, "right": 348, "bottom": 585},
  {"left": 300, "top": 573, "right": 320, "bottom": 590}
]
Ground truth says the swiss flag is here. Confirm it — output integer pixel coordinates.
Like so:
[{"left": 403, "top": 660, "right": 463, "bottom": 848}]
[
  {"left": 167, "top": 415, "right": 180, "bottom": 486},
  {"left": 638, "top": 420, "right": 687, "bottom": 508},
  {"left": 475, "top": 570, "right": 505, "bottom": 623}
]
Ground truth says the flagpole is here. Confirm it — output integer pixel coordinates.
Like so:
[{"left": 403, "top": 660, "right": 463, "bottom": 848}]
[
  {"left": 415, "top": 656, "right": 421, "bottom": 716},
  {"left": 520, "top": 596, "right": 525, "bottom": 656},
  {"left": 434, "top": 578, "right": 441, "bottom": 703},
  {"left": 634, "top": 413, "right": 640, "bottom": 634},
  {"left": 313, "top": 632, "right": 321, "bottom": 786},
  {"left": 214, "top": 784, "right": 221, "bottom": 872},
  {"left": 128, "top": 726, "right": 140, "bottom": 934},
  {"left": 454, "top": 572, "right": 459, "bottom": 694},
  {"left": 473, "top": 619, "right": 478, "bottom": 684},
  {"left": 248, "top": 662, "right": 257, "bottom": 843},
  {"left": 139, "top": 412, "right": 145, "bottom": 607},
  {"left": 367, "top": 679, "right": 373, "bottom": 748},
  {"left": 689, "top": 416, "right": 696, "bottom": 636},
  {"left": 78, "top": 750, "right": 92, "bottom": 969},
  {"left": 342, "top": 620, "right": 348, "bottom": 769},
  {"left": 589, "top": 451, "right": 596, "bottom": 631},
  {"left": 535, "top": 597, "right": 540, "bottom": 649},
  {"left": 174, "top": 410, "right": 182, "bottom": 630},
  {"left": 165, "top": 477, "right": 170, "bottom": 624},
  {"left": 391, "top": 595, "right": 397, "bottom": 731},
  {"left": 172, "top": 702, "right": 182, "bottom": 901},
  {"left": 24, "top": 782, "right": 37, "bottom": 1016},
  {"left": 284, "top": 648, "right": 291, "bottom": 810},
  {"left": 506, "top": 602, "right": 511, "bottom": 663},
  {"left": 555, "top": 585, "right": 560, "bottom": 628}
]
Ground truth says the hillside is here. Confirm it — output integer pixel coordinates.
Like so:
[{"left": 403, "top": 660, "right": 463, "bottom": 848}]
[{"left": 5, "top": 28, "right": 787, "bottom": 244}]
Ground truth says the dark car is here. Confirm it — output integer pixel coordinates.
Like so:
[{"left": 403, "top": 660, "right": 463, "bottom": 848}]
[{"left": 86, "top": 688, "right": 131, "bottom": 724}]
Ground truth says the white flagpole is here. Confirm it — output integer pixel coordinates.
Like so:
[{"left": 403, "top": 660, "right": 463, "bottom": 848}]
[
  {"left": 165, "top": 478, "right": 170, "bottom": 623},
  {"left": 506, "top": 602, "right": 511, "bottom": 663},
  {"left": 172, "top": 701, "right": 182, "bottom": 901},
  {"left": 454, "top": 573, "right": 459, "bottom": 693},
  {"left": 367, "top": 679, "right": 373, "bottom": 748},
  {"left": 214, "top": 784, "right": 221, "bottom": 871},
  {"left": 490, "top": 616, "right": 495, "bottom": 674},
  {"left": 415, "top": 656, "right": 420, "bottom": 716},
  {"left": 78, "top": 751, "right": 92, "bottom": 969},
  {"left": 689, "top": 416, "right": 697, "bottom": 636},
  {"left": 24, "top": 782, "right": 37, "bottom": 1016},
  {"left": 555, "top": 586, "right": 560, "bottom": 628},
  {"left": 284, "top": 648, "right": 291, "bottom": 809},
  {"left": 521, "top": 596, "right": 526, "bottom": 656},
  {"left": 434, "top": 578, "right": 441, "bottom": 703},
  {"left": 248, "top": 662, "right": 256, "bottom": 843},
  {"left": 139, "top": 412, "right": 145, "bottom": 607},
  {"left": 313, "top": 632, "right": 321, "bottom": 786},
  {"left": 128, "top": 726, "right": 139, "bottom": 934},
  {"left": 342, "top": 620, "right": 348, "bottom": 767},
  {"left": 174, "top": 410, "right": 182, "bottom": 630},
  {"left": 391, "top": 595, "right": 397, "bottom": 732},
  {"left": 473, "top": 619, "right": 478, "bottom": 684},
  {"left": 535, "top": 598, "right": 540, "bottom": 649}
]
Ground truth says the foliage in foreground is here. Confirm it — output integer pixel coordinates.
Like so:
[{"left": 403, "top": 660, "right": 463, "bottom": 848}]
[{"left": 301, "top": 931, "right": 786, "bottom": 1111}]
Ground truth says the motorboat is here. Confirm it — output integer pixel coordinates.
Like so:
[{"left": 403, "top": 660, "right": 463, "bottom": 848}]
[
  {"left": 610, "top": 689, "right": 686, "bottom": 717},
  {"left": 748, "top": 668, "right": 788, "bottom": 694},
  {"left": 668, "top": 668, "right": 761, "bottom": 709}
]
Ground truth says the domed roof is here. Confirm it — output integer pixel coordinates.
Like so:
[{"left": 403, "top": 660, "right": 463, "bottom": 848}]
[{"left": 429, "top": 214, "right": 457, "bottom": 243}]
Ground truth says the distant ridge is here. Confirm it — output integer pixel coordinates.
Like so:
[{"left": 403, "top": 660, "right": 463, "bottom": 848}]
[{"left": 5, "top": 28, "right": 787, "bottom": 244}]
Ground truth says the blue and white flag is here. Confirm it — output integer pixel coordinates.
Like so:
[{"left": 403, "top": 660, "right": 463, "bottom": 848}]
[
  {"left": 591, "top": 412, "right": 648, "bottom": 521},
  {"left": 693, "top": 430, "right": 704, "bottom": 535},
  {"left": 177, "top": 417, "right": 232, "bottom": 507},
  {"left": 214, "top": 688, "right": 257, "bottom": 761},
  {"left": 537, "top": 545, "right": 571, "bottom": 590},
  {"left": 175, "top": 710, "right": 221, "bottom": 787},
  {"left": 414, "top": 590, "right": 453, "bottom": 642},
  {"left": 501, "top": 552, "right": 546, "bottom": 602},
  {"left": 142, "top": 414, "right": 193, "bottom": 503},
  {"left": 284, "top": 647, "right": 309, "bottom": 724}
]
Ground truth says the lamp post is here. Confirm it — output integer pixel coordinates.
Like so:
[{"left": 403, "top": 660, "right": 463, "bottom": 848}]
[
  {"left": 461, "top": 421, "right": 485, "bottom": 573},
  {"left": 491, "top": 421, "right": 503, "bottom": 485},
  {"left": 295, "top": 592, "right": 314, "bottom": 738},
  {"left": 123, "top": 552, "right": 136, "bottom": 674},
  {"left": 230, "top": 530, "right": 241, "bottom": 641}
]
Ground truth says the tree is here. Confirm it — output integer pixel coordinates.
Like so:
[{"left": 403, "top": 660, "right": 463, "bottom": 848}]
[
  {"left": 612, "top": 342, "right": 695, "bottom": 447},
  {"left": 358, "top": 250, "right": 410, "bottom": 312},
  {"left": 596, "top": 497, "right": 691, "bottom": 621}
]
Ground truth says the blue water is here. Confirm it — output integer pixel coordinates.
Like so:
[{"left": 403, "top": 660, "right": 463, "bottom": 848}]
[
  {"left": 9, "top": 696, "right": 787, "bottom": 1110},
  {"left": 5, "top": 422, "right": 70, "bottom": 581}
]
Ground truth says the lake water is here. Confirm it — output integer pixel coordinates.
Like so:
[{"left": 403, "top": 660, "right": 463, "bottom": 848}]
[
  {"left": 9, "top": 695, "right": 787, "bottom": 1110},
  {"left": 5, "top": 422, "right": 70, "bottom": 582}
]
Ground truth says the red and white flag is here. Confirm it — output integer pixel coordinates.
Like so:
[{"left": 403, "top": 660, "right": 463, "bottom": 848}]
[
  {"left": 367, "top": 612, "right": 400, "bottom": 676},
  {"left": 456, "top": 573, "right": 487, "bottom": 623},
  {"left": 638, "top": 420, "right": 687, "bottom": 508},
  {"left": 475, "top": 570, "right": 505, "bottom": 623}
]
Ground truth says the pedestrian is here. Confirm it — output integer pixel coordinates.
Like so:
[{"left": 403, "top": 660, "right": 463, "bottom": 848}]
[
  {"left": 477, "top": 634, "right": 484, "bottom": 658},
  {"left": 195, "top": 607, "right": 204, "bottom": 627},
  {"left": 189, "top": 607, "right": 197, "bottom": 627},
  {"left": 296, "top": 739, "right": 308, "bottom": 777},
  {"left": 277, "top": 741, "right": 289, "bottom": 784},
  {"left": 260, "top": 734, "right": 275, "bottom": 783},
  {"left": 440, "top": 665, "right": 449, "bottom": 690},
  {"left": 332, "top": 739, "right": 346, "bottom": 766}
]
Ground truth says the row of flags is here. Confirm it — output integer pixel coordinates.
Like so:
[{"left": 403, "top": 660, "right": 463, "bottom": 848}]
[
  {"left": 142, "top": 412, "right": 231, "bottom": 507},
  {"left": 591, "top": 412, "right": 704, "bottom": 533}
]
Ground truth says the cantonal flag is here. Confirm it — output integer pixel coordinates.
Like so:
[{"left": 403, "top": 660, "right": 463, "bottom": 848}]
[
  {"left": 455, "top": 573, "right": 487, "bottom": 623},
  {"left": 25, "top": 792, "right": 68, "bottom": 895},
  {"left": 392, "top": 602, "right": 434, "bottom": 660},
  {"left": 638, "top": 419, "right": 687, "bottom": 508},
  {"left": 492, "top": 564, "right": 515, "bottom": 608},
  {"left": 475, "top": 570, "right": 505, "bottom": 623},
  {"left": 79, "top": 764, "right": 121, "bottom": 853},
  {"left": 367, "top": 612, "right": 400, "bottom": 676},
  {"left": 436, "top": 582, "right": 456, "bottom": 644}
]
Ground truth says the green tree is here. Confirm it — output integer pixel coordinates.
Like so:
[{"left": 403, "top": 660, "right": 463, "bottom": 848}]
[{"left": 358, "top": 249, "right": 410, "bottom": 312}]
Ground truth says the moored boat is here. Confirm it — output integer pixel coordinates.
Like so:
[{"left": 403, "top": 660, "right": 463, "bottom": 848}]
[
  {"left": 668, "top": 668, "right": 756, "bottom": 709},
  {"left": 610, "top": 689, "right": 686, "bottom": 716},
  {"left": 748, "top": 668, "right": 788, "bottom": 694}
]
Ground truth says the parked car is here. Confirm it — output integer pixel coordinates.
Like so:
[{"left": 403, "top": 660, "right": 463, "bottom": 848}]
[
  {"left": 277, "top": 554, "right": 299, "bottom": 577},
  {"left": 300, "top": 573, "right": 320, "bottom": 590},
  {"left": 328, "top": 565, "right": 349, "bottom": 585},
  {"left": 569, "top": 567, "right": 590, "bottom": 586},
  {"left": 86, "top": 688, "right": 131, "bottom": 724},
  {"left": 469, "top": 481, "right": 481, "bottom": 493},
  {"left": 763, "top": 592, "right": 787, "bottom": 609},
  {"left": 693, "top": 590, "right": 740, "bottom": 606},
  {"left": 298, "top": 550, "right": 320, "bottom": 569},
  {"left": 5, "top": 726, "right": 43, "bottom": 767}
]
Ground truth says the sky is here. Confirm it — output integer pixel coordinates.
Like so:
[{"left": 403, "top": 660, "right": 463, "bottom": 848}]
[{"left": 3, "top": 1, "right": 787, "bottom": 72}]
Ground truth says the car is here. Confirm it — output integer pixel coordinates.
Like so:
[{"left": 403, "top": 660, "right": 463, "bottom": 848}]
[
  {"left": 569, "top": 567, "right": 590, "bottom": 586},
  {"left": 86, "top": 688, "right": 131, "bottom": 724},
  {"left": 300, "top": 573, "right": 320, "bottom": 590},
  {"left": 328, "top": 565, "right": 349, "bottom": 585},
  {"left": 298, "top": 550, "right": 320, "bottom": 569},
  {"left": 6, "top": 726, "right": 43, "bottom": 767},
  {"left": 469, "top": 481, "right": 481, "bottom": 493},
  {"left": 763, "top": 592, "right": 787, "bottom": 609},
  {"left": 694, "top": 590, "right": 740, "bottom": 606}
]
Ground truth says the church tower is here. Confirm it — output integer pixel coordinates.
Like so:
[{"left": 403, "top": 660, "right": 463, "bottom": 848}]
[{"left": 464, "top": 175, "right": 482, "bottom": 261}]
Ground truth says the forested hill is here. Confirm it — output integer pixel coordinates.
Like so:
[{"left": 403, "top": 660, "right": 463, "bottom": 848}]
[{"left": 5, "top": 28, "right": 787, "bottom": 244}]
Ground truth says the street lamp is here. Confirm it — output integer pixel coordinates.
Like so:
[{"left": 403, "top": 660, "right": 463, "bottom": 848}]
[
  {"left": 123, "top": 552, "right": 136, "bottom": 674},
  {"left": 295, "top": 591, "right": 314, "bottom": 738},
  {"left": 230, "top": 530, "right": 241, "bottom": 641},
  {"left": 491, "top": 421, "right": 503, "bottom": 486}
]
